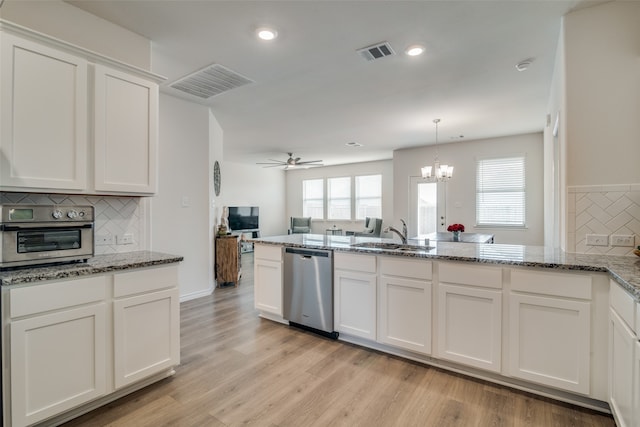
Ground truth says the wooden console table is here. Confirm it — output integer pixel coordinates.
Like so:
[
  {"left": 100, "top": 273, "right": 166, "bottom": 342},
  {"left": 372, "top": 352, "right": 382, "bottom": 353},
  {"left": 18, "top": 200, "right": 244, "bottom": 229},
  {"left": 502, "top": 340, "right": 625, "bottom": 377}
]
[{"left": 215, "top": 234, "right": 241, "bottom": 287}]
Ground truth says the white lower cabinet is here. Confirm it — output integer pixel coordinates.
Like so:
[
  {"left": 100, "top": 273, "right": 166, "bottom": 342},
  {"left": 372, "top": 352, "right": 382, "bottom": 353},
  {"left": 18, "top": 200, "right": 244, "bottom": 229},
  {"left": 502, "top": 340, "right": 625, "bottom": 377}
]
[
  {"left": 7, "top": 276, "right": 107, "bottom": 427},
  {"left": 610, "top": 309, "right": 635, "bottom": 427},
  {"left": 609, "top": 281, "right": 637, "bottom": 427},
  {"left": 334, "top": 253, "right": 377, "bottom": 340},
  {"left": 3, "top": 264, "right": 181, "bottom": 427},
  {"left": 437, "top": 262, "right": 502, "bottom": 372},
  {"left": 509, "top": 269, "right": 592, "bottom": 395},
  {"left": 633, "top": 340, "right": 640, "bottom": 427},
  {"left": 254, "top": 244, "right": 283, "bottom": 317},
  {"left": 113, "top": 270, "right": 180, "bottom": 389},
  {"left": 437, "top": 284, "right": 502, "bottom": 372},
  {"left": 378, "top": 257, "right": 432, "bottom": 355},
  {"left": 10, "top": 303, "right": 107, "bottom": 427}
]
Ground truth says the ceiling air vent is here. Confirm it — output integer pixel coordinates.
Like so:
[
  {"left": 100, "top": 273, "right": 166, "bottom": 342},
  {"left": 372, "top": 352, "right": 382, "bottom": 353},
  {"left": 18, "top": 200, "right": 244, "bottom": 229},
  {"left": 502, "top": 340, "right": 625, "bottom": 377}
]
[
  {"left": 169, "top": 63, "right": 254, "bottom": 99},
  {"left": 357, "top": 42, "right": 395, "bottom": 61}
]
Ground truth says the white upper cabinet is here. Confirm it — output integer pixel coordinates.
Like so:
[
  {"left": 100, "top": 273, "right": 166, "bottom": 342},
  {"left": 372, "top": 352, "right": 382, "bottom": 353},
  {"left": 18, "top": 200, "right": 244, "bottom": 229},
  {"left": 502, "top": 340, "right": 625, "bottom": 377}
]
[
  {"left": 0, "top": 33, "right": 88, "bottom": 190},
  {"left": 94, "top": 64, "right": 158, "bottom": 194},
  {"left": 0, "top": 24, "right": 162, "bottom": 195}
]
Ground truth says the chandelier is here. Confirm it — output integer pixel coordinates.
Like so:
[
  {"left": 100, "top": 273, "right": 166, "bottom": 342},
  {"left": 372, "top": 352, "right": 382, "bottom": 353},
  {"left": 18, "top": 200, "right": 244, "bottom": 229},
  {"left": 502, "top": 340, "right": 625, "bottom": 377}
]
[{"left": 421, "top": 118, "right": 453, "bottom": 181}]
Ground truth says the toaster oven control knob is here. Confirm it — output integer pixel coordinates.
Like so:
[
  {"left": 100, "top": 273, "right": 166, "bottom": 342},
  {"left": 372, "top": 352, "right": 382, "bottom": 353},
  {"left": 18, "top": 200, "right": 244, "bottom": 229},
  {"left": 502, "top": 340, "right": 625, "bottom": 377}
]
[
  {"left": 67, "top": 210, "right": 78, "bottom": 219},
  {"left": 52, "top": 209, "right": 63, "bottom": 219}
]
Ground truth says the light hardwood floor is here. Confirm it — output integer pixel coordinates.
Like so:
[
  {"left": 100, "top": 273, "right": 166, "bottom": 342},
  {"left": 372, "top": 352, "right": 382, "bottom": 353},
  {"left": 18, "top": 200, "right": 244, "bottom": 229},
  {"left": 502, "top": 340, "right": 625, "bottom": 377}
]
[{"left": 64, "top": 253, "right": 616, "bottom": 427}]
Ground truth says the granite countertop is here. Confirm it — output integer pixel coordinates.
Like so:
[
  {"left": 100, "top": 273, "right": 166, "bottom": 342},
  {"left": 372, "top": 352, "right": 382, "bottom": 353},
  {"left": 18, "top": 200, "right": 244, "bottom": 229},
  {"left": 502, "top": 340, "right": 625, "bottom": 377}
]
[
  {"left": 0, "top": 251, "right": 184, "bottom": 287},
  {"left": 252, "top": 234, "right": 640, "bottom": 300}
]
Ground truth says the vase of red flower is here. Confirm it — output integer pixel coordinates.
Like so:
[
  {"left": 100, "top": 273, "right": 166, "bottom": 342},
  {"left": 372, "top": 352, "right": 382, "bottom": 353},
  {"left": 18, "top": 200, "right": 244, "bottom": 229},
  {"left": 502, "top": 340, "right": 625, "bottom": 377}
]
[{"left": 447, "top": 223, "right": 465, "bottom": 241}]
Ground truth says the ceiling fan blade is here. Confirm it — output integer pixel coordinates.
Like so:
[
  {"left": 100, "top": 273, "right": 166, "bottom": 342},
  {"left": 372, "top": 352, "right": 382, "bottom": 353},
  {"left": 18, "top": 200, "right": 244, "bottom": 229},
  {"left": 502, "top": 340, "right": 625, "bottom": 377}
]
[
  {"left": 257, "top": 163, "right": 286, "bottom": 168},
  {"left": 296, "top": 160, "right": 323, "bottom": 165}
]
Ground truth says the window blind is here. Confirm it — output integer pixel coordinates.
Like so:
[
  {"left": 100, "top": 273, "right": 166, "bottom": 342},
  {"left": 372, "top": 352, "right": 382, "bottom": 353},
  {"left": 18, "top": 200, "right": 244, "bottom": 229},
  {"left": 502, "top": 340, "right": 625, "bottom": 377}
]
[
  {"left": 355, "top": 174, "right": 382, "bottom": 219},
  {"left": 302, "top": 179, "right": 324, "bottom": 219},
  {"left": 476, "top": 156, "right": 526, "bottom": 227}
]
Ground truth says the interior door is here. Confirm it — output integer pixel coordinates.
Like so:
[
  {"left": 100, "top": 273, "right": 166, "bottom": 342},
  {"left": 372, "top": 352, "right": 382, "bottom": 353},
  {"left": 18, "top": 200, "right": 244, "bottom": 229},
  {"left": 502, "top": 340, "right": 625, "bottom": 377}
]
[{"left": 408, "top": 177, "right": 446, "bottom": 238}]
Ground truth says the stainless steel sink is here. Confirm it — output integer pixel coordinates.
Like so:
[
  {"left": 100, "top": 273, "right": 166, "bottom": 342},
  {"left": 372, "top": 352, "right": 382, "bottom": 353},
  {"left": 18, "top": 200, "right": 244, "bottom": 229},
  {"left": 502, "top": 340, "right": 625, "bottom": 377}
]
[{"left": 350, "top": 242, "right": 434, "bottom": 252}]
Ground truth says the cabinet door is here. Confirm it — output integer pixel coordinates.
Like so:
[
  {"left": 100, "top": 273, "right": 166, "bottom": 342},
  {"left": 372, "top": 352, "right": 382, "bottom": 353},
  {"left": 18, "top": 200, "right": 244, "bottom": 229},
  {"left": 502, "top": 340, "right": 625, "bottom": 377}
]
[
  {"left": 254, "top": 258, "right": 283, "bottom": 316},
  {"left": 610, "top": 309, "right": 635, "bottom": 427},
  {"left": 437, "top": 284, "right": 502, "bottom": 372},
  {"left": 10, "top": 304, "right": 106, "bottom": 427},
  {"left": 94, "top": 64, "right": 158, "bottom": 194},
  {"left": 508, "top": 293, "right": 590, "bottom": 394},
  {"left": 334, "top": 269, "right": 377, "bottom": 340},
  {"left": 378, "top": 275, "right": 431, "bottom": 355},
  {"left": 113, "top": 288, "right": 180, "bottom": 389},
  {"left": 1, "top": 33, "right": 87, "bottom": 190},
  {"left": 633, "top": 340, "right": 640, "bottom": 427},
  {"left": 216, "top": 236, "right": 240, "bottom": 285}
]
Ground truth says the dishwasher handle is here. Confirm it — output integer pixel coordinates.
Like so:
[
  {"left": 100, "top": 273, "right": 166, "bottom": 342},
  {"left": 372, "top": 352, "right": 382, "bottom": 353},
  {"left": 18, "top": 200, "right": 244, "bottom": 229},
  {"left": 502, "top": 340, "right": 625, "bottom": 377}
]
[{"left": 285, "top": 247, "right": 332, "bottom": 258}]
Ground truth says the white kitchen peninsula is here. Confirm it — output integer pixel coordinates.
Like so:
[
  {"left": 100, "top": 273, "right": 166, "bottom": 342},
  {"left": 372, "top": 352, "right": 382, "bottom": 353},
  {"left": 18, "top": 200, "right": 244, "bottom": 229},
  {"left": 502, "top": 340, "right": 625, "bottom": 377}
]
[{"left": 252, "top": 233, "right": 640, "bottom": 421}]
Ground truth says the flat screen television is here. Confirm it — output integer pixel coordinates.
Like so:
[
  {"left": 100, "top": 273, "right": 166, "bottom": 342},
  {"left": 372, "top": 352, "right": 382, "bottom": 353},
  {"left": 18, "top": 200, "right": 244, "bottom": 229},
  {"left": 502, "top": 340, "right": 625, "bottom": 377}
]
[{"left": 228, "top": 206, "right": 259, "bottom": 231}]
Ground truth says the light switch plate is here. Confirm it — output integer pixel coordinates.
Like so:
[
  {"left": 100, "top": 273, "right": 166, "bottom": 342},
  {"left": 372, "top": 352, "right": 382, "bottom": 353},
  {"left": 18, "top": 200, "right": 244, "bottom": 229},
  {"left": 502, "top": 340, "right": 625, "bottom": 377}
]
[{"left": 586, "top": 234, "right": 608, "bottom": 246}]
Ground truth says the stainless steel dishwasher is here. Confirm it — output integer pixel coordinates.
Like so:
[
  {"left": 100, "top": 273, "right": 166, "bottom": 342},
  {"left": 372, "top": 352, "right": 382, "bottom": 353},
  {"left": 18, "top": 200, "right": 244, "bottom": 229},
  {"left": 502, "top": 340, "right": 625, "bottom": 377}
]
[{"left": 283, "top": 247, "right": 337, "bottom": 338}]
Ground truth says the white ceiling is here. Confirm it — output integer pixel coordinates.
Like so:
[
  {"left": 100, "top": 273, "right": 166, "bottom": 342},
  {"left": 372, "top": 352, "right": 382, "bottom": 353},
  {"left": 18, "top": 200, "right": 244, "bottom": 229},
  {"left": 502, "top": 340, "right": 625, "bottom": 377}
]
[{"left": 67, "top": 0, "right": 606, "bottom": 167}]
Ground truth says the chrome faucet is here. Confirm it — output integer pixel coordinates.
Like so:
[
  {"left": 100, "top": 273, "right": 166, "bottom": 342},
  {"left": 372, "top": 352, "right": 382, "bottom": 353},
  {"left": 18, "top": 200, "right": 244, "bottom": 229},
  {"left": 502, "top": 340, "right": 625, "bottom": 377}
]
[{"left": 384, "top": 219, "right": 408, "bottom": 244}]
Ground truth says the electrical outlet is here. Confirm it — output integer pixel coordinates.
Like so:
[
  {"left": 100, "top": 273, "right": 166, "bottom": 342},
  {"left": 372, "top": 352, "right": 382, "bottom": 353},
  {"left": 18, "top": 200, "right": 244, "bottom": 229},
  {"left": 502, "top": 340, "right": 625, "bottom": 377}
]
[
  {"left": 586, "top": 234, "right": 608, "bottom": 246},
  {"left": 117, "top": 233, "right": 134, "bottom": 245},
  {"left": 95, "top": 234, "right": 114, "bottom": 246},
  {"left": 611, "top": 234, "right": 635, "bottom": 247}
]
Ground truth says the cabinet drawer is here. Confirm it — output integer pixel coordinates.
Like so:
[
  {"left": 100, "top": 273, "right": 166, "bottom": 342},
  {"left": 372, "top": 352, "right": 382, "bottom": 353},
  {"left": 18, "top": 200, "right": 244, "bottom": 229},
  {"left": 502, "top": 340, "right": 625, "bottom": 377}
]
[
  {"left": 114, "top": 265, "right": 178, "bottom": 298},
  {"left": 439, "top": 261, "right": 502, "bottom": 289},
  {"left": 254, "top": 244, "right": 282, "bottom": 262},
  {"left": 380, "top": 256, "right": 432, "bottom": 280},
  {"left": 10, "top": 276, "right": 106, "bottom": 318},
  {"left": 610, "top": 280, "right": 635, "bottom": 330},
  {"left": 334, "top": 252, "right": 376, "bottom": 273},
  {"left": 511, "top": 268, "right": 591, "bottom": 299}
]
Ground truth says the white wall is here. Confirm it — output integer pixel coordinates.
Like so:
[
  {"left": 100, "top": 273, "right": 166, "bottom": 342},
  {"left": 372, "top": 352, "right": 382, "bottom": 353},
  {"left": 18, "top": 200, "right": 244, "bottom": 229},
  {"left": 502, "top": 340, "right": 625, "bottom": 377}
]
[
  {"left": 544, "top": 22, "right": 566, "bottom": 249},
  {"left": 285, "top": 160, "right": 394, "bottom": 235},
  {"left": 216, "top": 162, "right": 286, "bottom": 237},
  {"left": 556, "top": 2, "right": 640, "bottom": 255},
  {"left": 394, "top": 133, "right": 544, "bottom": 245},
  {"left": 0, "top": 0, "right": 151, "bottom": 70},
  {"left": 153, "top": 94, "right": 212, "bottom": 301},
  {"left": 564, "top": 1, "right": 640, "bottom": 187}
]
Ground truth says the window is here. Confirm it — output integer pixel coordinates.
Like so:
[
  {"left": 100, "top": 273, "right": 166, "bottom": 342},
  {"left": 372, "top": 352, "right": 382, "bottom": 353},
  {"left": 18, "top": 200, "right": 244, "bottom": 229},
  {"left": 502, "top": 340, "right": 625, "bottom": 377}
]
[
  {"left": 355, "top": 175, "right": 382, "bottom": 219},
  {"left": 302, "top": 179, "right": 323, "bottom": 219},
  {"left": 476, "top": 156, "right": 526, "bottom": 227},
  {"left": 327, "top": 177, "right": 351, "bottom": 219}
]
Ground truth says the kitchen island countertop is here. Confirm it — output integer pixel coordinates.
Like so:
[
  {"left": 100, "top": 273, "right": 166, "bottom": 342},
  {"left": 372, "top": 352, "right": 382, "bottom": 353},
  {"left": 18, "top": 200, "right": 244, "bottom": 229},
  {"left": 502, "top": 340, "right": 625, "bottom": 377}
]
[
  {"left": 0, "top": 251, "right": 184, "bottom": 287},
  {"left": 252, "top": 234, "right": 640, "bottom": 299}
]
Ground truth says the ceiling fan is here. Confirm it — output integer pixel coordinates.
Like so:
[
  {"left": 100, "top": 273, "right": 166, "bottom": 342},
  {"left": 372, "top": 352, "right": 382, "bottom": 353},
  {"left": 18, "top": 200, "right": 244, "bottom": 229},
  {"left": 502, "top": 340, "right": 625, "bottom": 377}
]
[{"left": 257, "top": 152, "right": 323, "bottom": 169}]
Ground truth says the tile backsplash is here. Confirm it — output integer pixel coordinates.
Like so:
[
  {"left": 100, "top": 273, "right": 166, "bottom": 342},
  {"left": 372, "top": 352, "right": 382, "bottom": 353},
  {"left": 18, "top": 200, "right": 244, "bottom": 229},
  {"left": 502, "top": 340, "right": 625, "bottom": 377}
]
[
  {"left": 0, "top": 192, "right": 146, "bottom": 255},
  {"left": 567, "top": 184, "right": 640, "bottom": 256}
]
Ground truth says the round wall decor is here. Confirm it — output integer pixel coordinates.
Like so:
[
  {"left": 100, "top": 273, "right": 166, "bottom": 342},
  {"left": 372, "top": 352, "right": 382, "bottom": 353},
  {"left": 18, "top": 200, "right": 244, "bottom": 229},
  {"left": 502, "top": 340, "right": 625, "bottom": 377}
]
[{"left": 213, "top": 161, "right": 221, "bottom": 196}]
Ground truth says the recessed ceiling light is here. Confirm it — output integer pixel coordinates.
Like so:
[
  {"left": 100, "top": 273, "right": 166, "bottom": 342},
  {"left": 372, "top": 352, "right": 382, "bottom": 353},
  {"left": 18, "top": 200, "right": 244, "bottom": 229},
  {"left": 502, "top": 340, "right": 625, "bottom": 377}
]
[
  {"left": 405, "top": 45, "right": 425, "bottom": 57},
  {"left": 256, "top": 27, "right": 278, "bottom": 41},
  {"left": 346, "top": 141, "right": 363, "bottom": 147}
]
